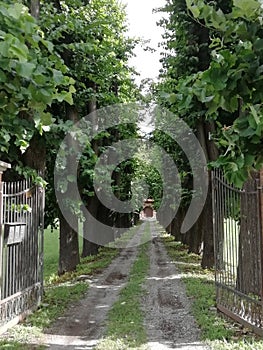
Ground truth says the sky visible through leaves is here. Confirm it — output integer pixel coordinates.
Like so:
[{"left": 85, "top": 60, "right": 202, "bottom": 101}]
[{"left": 122, "top": 0, "right": 166, "bottom": 83}]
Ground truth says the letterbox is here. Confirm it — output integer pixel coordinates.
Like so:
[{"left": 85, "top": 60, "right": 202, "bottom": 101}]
[{"left": 4, "top": 222, "right": 26, "bottom": 245}]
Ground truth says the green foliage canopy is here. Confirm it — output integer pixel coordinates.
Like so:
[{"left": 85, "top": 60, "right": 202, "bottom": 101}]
[
  {"left": 159, "top": 0, "right": 263, "bottom": 187},
  {"left": 0, "top": 2, "right": 74, "bottom": 162}
]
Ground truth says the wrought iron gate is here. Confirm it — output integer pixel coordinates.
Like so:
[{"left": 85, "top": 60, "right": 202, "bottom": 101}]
[
  {"left": 0, "top": 178, "right": 44, "bottom": 333},
  {"left": 212, "top": 169, "right": 263, "bottom": 335}
]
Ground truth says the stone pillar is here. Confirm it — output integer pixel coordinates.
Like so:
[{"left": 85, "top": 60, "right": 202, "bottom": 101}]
[{"left": 0, "top": 161, "right": 11, "bottom": 300}]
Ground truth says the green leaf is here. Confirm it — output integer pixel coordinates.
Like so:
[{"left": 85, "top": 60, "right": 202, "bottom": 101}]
[
  {"left": 244, "top": 154, "right": 255, "bottom": 167},
  {"left": 233, "top": 174, "right": 245, "bottom": 189},
  {"left": 0, "top": 40, "right": 10, "bottom": 57},
  {"left": 190, "top": 5, "right": 200, "bottom": 18},
  {"left": 233, "top": 0, "right": 260, "bottom": 15},
  {"left": 169, "top": 93, "right": 177, "bottom": 103},
  {"left": 7, "top": 3, "right": 26, "bottom": 19},
  {"left": 41, "top": 112, "right": 53, "bottom": 126},
  {"left": 159, "top": 91, "right": 171, "bottom": 99},
  {"left": 249, "top": 106, "right": 260, "bottom": 126},
  {"left": 9, "top": 42, "right": 29, "bottom": 62},
  {"left": 186, "top": 0, "right": 200, "bottom": 18},
  {"left": 0, "top": 70, "right": 6, "bottom": 82},
  {"left": 228, "top": 162, "right": 238, "bottom": 172},
  {"left": 53, "top": 69, "right": 64, "bottom": 84},
  {"left": 254, "top": 39, "right": 263, "bottom": 52},
  {"left": 16, "top": 62, "right": 35, "bottom": 78},
  {"left": 56, "top": 91, "right": 74, "bottom": 105},
  {"left": 239, "top": 127, "right": 255, "bottom": 137},
  {"left": 202, "top": 95, "right": 214, "bottom": 103}
]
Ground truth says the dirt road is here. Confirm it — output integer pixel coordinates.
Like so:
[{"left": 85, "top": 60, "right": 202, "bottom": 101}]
[
  {"left": 40, "top": 220, "right": 209, "bottom": 349},
  {"left": 142, "top": 221, "right": 209, "bottom": 349}
]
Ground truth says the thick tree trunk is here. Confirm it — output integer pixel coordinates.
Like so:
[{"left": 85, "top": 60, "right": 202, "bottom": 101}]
[
  {"left": 201, "top": 174, "right": 214, "bottom": 268},
  {"left": 166, "top": 223, "right": 172, "bottom": 234},
  {"left": 58, "top": 212, "right": 80, "bottom": 275},
  {"left": 82, "top": 235, "right": 99, "bottom": 256},
  {"left": 196, "top": 121, "right": 218, "bottom": 268},
  {"left": 82, "top": 195, "right": 100, "bottom": 257},
  {"left": 22, "top": 134, "right": 46, "bottom": 175},
  {"left": 58, "top": 105, "right": 80, "bottom": 273},
  {"left": 237, "top": 172, "right": 261, "bottom": 295},
  {"left": 171, "top": 207, "right": 185, "bottom": 242},
  {"left": 187, "top": 215, "right": 203, "bottom": 255},
  {"left": 82, "top": 90, "right": 102, "bottom": 257},
  {"left": 82, "top": 195, "right": 115, "bottom": 257},
  {"left": 133, "top": 211, "right": 140, "bottom": 225},
  {"left": 30, "top": 0, "right": 40, "bottom": 19},
  {"left": 82, "top": 205, "right": 100, "bottom": 257}
]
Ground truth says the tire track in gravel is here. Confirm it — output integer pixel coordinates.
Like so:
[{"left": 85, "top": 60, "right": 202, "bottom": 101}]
[
  {"left": 41, "top": 222, "right": 148, "bottom": 350},
  {"left": 142, "top": 221, "right": 210, "bottom": 350}
]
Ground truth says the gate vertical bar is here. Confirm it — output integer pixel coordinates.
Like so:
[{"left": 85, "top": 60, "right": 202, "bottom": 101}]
[
  {"left": 39, "top": 184, "right": 45, "bottom": 301},
  {"left": 0, "top": 161, "right": 11, "bottom": 301},
  {"left": 259, "top": 169, "right": 263, "bottom": 302},
  {"left": 211, "top": 170, "right": 217, "bottom": 291}
]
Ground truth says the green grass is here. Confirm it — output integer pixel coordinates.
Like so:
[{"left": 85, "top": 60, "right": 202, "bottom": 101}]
[
  {"left": 96, "top": 222, "right": 151, "bottom": 349},
  {"left": 44, "top": 226, "right": 84, "bottom": 283},
  {"left": 0, "top": 342, "right": 45, "bottom": 350},
  {"left": 27, "top": 282, "right": 88, "bottom": 329},
  {"left": 162, "top": 234, "right": 263, "bottom": 350},
  {"left": 43, "top": 227, "right": 59, "bottom": 281},
  {"left": 44, "top": 225, "right": 142, "bottom": 285}
]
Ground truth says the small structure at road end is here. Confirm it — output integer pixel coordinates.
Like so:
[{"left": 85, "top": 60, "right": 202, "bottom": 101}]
[{"left": 141, "top": 198, "right": 155, "bottom": 219}]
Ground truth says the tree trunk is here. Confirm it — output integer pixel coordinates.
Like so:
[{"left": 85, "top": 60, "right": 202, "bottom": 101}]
[
  {"left": 82, "top": 195, "right": 115, "bottom": 257},
  {"left": 22, "top": 134, "right": 46, "bottom": 175},
  {"left": 237, "top": 172, "right": 261, "bottom": 295},
  {"left": 58, "top": 212, "right": 79, "bottom": 275},
  {"left": 58, "top": 105, "right": 80, "bottom": 273},
  {"left": 201, "top": 173, "right": 214, "bottom": 268},
  {"left": 166, "top": 222, "right": 172, "bottom": 234},
  {"left": 30, "top": 0, "right": 40, "bottom": 19},
  {"left": 171, "top": 207, "right": 185, "bottom": 242},
  {"left": 82, "top": 89, "right": 102, "bottom": 257},
  {"left": 196, "top": 121, "right": 218, "bottom": 268},
  {"left": 82, "top": 206, "right": 100, "bottom": 257},
  {"left": 82, "top": 195, "right": 100, "bottom": 257},
  {"left": 187, "top": 215, "right": 203, "bottom": 254}
]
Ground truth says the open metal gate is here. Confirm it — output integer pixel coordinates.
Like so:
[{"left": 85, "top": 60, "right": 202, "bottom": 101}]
[
  {"left": 212, "top": 169, "right": 263, "bottom": 335},
  {"left": 0, "top": 177, "right": 44, "bottom": 333}
]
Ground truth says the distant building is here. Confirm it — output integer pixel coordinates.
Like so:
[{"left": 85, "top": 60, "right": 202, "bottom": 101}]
[{"left": 142, "top": 198, "right": 154, "bottom": 218}]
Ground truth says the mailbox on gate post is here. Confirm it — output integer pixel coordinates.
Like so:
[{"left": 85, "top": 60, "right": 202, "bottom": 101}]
[{"left": 4, "top": 222, "right": 26, "bottom": 245}]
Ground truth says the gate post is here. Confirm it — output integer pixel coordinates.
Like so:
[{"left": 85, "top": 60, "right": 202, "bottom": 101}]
[{"left": 0, "top": 161, "right": 11, "bottom": 300}]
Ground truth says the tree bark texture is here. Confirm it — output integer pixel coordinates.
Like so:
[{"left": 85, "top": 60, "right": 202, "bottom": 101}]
[
  {"left": 58, "top": 212, "right": 80, "bottom": 275},
  {"left": 30, "top": 0, "right": 40, "bottom": 19},
  {"left": 237, "top": 172, "right": 261, "bottom": 295},
  {"left": 196, "top": 121, "right": 219, "bottom": 268},
  {"left": 58, "top": 105, "right": 80, "bottom": 273}
]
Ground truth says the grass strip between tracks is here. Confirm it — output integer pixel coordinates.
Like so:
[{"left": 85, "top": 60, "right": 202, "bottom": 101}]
[{"left": 96, "top": 221, "right": 151, "bottom": 350}]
